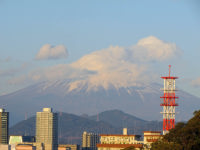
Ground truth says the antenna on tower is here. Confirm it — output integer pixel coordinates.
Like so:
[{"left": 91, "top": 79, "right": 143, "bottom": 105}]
[{"left": 169, "top": 65, "right": 171, "bottom": 77}]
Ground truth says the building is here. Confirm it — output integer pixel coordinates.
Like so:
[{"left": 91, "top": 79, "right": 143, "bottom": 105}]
[
  {"left": 9, "top": 136, "right": 35, "bottom": 144},
  {"left": 0, "top": 144, "right": 11, "bottom": 150},
  {"left": 9, "top": 135, "right": 35, "bottom": 150},
  {"left": 143, "top": 131, "right": 162, "bottom": 150},
  {"left": 58, "top": 144, "right": 80, "bottom": 150},
  {"left": 36, "top": 108, "right": 58, "bottom": 150},
  {"left": 82, "top": 131, "right": 99, "bottom": 150},
  {"left": 97, "top": 128, "right": 161, "bottom": 150},
  {"left": 15, "top": 144, "right": 36, "bottom": 150},
  {"left": 0, "top": 108, "right": 9, "bottom": 144},
  {"left": 12, "top": 143, "right": 42, "bottom": 150},
  {"left": 97, "top": 128, "right": 143, "bottom": 150}
]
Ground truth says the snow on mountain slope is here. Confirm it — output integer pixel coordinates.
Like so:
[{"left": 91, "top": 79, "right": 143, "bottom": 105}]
[{"left": 0, "top": 79, "right": 199, "bottom": 126}]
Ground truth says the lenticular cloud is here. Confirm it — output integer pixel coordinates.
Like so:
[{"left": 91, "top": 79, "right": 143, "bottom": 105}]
[{"left": 133, "top": 36, "right": 181, "bottom": 62}]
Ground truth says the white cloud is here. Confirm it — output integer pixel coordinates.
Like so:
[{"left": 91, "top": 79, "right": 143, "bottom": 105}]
[
  {"left": 191, "top": 77, "right": 200, "bottom": 87},
  {"left": 10, "top": 36, "right": 181, "bottom": 90},
  {"left": 132, "top": 36, "right": 182, "bottom": 62},
  {"left": 36, "top": 44, "right": 68, "bottom": 60},
  {"left": 70, "top": 45, "right": 147, "bottom": 89},
  {"left": 69, "top": 36, "right": 181, "bottom": 89}
]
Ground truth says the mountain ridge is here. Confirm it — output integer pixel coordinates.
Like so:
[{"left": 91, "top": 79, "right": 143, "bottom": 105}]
[{"left": 0, "top": 80, "right": 200, "bottom": 125}]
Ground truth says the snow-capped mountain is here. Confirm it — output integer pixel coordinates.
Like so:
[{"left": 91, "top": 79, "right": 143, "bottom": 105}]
[{"left": 0, "top": 79, "right": 199, "bottom": 125}]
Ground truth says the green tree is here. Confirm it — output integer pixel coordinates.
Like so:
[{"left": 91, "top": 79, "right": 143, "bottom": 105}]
[
  {"left": 151, "top": 140, "right": 182, "bottom": 150},
  {"left": 151, "top": 110, "right": 200, "bottom": 150}
]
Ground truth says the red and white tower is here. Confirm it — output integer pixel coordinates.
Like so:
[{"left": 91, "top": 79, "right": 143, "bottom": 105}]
[{"left": 160, "top": 65, "right": 178, "bottom": 135}]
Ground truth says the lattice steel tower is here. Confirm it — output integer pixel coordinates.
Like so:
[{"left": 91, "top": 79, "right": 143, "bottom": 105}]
[{"left": 160, "top": 65, "right": 178, "bottom": 135}]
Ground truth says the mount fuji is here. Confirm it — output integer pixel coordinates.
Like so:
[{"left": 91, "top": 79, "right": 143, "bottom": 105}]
[{"left": 0, "top": 79, "right": 199, "bottom": 125}]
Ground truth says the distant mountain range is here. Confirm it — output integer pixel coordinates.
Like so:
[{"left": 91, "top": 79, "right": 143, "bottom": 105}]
[
  {"left": 10, "top": 109, "right": 162, "bottom": 144},
  {"left": 0, "top": 80, "right": 200, "bottom": 125}
]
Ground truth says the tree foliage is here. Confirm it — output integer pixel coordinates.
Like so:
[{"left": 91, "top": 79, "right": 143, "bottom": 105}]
[
  {"left": 122, "top": 146, "right": 136, "bottom": 150},
  {"left": 151, "top": 140, "right": 182, "bottom": 150},
  {"left": 151, "top": 110, "right": 200, "bottom": 150}
]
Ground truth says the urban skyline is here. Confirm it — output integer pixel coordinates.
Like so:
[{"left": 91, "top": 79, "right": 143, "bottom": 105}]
[{"left": 0, "top": 107, "right": 163, "bottom": 150}]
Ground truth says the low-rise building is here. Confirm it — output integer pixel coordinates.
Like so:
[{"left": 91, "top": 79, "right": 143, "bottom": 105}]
[
  {"left": 9, "top": 136, "right": 35, "bottom": 144},
  {"left": 58, "top": 144, "right": 80, "bottom": 150},
  {"left": 97, "top": 128, "right": 162, "bottom": 150},
  {"left": 97, "top": 144, "right": 143, "bottom": 150},
  {"left": 15, "top": 144, "right": 36, "bottom": 150},
  {"left": 0, "top": 144, "right": 11, "bottom": 150},
  {"left": 9, "top": 136, "right": 35, "bottom": 150},
  {"left": 97, "top": 128, "right": 143, "bottom": 150},
  {"left": 143, "top": 131, "right": 162, "bottom": 150}
]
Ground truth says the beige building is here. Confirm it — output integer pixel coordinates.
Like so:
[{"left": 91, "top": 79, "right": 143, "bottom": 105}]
[
  {"left": 82, "top": 131, "right": 99, "bottom": 150},
  {"left": 97, "top": 128, "right": 143, "bottom": 150},
  {"left": 15, "top": 144, "right": 36, "bottom": 150},
  {"left": 97, "top": 128, "right": 161, "bottom": 150},
  {"left": 58, "top": 147, "right": 66, "bottom": 150},
  {"left": 97, "top": 144, "right": 143, "bottom": 150},
  {"left": 143, "top": 131, "right": 162, "bottom": 150},
  {"left": 36, "top": 108, "right": 58, "bottom": 150},
  {"left": 0, "top": 108, "right": 9, "bottom": 144},
  {"left": 9, "top": 135, "right": 35, "bottom": 150},
  {"left": 58, "top": 144, "right": 80, "bottom": 150},
  {"left": 0, "top": 144, "right": 11, "bottom": 150}
]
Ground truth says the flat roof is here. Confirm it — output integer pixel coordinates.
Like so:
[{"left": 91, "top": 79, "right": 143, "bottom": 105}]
[
  {"left": 97, "top": 144, "right": 143, "bottom": 148},
  {"left": 144, "top": 135, "right": 162, "bottom": 137},
  {"left": 143, "top": 131, "right": 161, "bottom": 133},
  {"left": 100, "top": 134, "right": 136, "bottom": 137}
]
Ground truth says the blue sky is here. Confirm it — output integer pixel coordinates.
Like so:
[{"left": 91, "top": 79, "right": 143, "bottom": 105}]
[{"left": 0, "top": 0, "right": 200, "bottom": 97}]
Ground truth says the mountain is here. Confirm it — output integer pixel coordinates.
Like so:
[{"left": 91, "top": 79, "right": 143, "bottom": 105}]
[
  {"left": 10, "top": 110, "right": 162, "bottom": 144},
  {"left": 89, "top": 109, "right": 147, "bottom": 128},
  {"left": 89, "top": 109, "right": 162, "bottom": 134},
  {"left": 0, "top": 80, "right": 200, "bottom": 125}
]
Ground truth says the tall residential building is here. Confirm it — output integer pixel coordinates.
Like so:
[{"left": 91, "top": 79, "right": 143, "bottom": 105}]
[
  {"left": 36, "top": 108, "right": 58, "bottom": 150},
  {"left": 0, "top": 108, "right": 9, "bottom": 144},
  {"left": 82, "top": 131, "right": 99, "bottom": 150}
]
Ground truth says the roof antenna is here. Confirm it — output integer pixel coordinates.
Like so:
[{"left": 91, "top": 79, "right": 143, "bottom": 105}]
[{"left": 169, "top": 65, "right": 171, "bottom": 77}]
